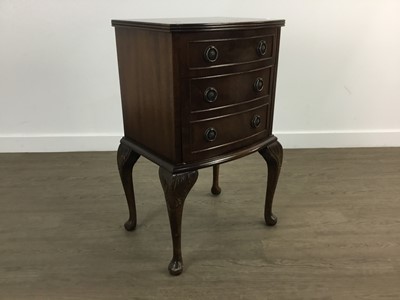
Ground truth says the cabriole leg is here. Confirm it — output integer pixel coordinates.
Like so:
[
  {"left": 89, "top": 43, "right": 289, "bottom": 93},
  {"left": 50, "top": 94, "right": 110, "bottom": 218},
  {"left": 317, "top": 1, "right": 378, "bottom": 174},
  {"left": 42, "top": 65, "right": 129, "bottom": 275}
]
[
  {"left": 117, "top": 142, "right": 140, "bottom": 231},
  {"left": 259, "top": 140, "right": 283, "bottom": 226},
  {"left": 211, "top": 164, "right": 221, "bottom": 195},
  {"left": 159, "top": 167, "right": 198, "bottom": 276}
]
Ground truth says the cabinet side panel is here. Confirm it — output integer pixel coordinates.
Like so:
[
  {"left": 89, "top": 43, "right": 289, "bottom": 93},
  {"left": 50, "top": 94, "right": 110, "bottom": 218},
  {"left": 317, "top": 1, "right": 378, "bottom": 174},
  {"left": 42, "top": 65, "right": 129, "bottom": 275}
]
[
  {"left": 267, "top": 27, "right": 282, "bottom": 135},
  {"left": 115, "top": 27, "right": 177, "bottom": 162}
]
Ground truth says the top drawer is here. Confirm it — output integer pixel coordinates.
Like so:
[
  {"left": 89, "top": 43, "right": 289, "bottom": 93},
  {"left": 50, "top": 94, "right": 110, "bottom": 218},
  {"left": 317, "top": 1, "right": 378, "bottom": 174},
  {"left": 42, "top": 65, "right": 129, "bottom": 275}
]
[{"left": 188, "top": 34, "right": 274, "bottom": 69}]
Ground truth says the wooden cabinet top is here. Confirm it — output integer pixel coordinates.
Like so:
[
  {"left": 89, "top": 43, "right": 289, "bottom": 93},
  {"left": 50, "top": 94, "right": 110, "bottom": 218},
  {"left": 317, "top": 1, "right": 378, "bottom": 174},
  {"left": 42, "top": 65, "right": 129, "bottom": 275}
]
[{"left": 111, "top": 17, "right": 285, "bottom": 32}]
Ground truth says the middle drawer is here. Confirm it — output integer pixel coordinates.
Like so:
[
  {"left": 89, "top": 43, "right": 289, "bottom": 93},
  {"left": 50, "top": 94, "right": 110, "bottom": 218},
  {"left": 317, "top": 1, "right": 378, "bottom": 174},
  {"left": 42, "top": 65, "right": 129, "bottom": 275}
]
[{"left": 189, "top": 66, "right": 272, "bottom": 113}]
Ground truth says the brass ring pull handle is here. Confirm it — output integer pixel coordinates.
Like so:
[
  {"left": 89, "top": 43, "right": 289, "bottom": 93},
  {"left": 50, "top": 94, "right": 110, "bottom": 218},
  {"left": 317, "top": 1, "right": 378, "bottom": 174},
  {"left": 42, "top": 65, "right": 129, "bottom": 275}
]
[
  {"left": 204, "top": 45, "right": 219, "bottom": 63},
  {"left": 204, "top": 87, "right": 218, "bottom": 103},
  {"left": 204, "top": 128, "right": 217, "bottom": 142},
  {"left": 254, "top": 77, "right": 264, "bottom": 92},
  {"left": 257, "top": 40, "right": 267, "bottom": 56},
  {"left": 251, "top": 115, "right": 262, "bottom": 128}
]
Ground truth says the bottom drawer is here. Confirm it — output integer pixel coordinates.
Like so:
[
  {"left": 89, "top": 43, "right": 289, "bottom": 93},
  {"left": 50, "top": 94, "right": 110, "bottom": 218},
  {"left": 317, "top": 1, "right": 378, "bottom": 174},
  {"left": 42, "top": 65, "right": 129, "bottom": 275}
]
[{"left": 187, "top": 104, "right": 270, "bottom": 161}]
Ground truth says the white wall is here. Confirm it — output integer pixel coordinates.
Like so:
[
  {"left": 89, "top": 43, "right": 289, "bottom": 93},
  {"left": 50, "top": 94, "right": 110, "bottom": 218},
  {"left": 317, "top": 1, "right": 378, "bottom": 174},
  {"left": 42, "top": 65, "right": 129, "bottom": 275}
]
[{"left": 1, "top": 0, "right": 399, "bottom": 152}]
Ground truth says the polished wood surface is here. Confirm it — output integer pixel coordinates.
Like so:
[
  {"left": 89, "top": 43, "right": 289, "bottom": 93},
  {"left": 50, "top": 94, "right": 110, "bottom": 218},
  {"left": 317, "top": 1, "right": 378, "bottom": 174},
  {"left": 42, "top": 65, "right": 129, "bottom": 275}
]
[
  {"left": 117, "top": 143, "right": 140, "bottom": 231},
  {"left": 211, "top": 165, "right": 221, "bottom": 195},
  {"left": 189, "top": 103, "right": 269, "bottom": 161},
  {"left": 187, "top": 33, "right": 274, "bottom": 68},
  {"left": 159, "top": 168, "right": 199, "bottom": 275},
  {"left": 115, "top": 27, "right": 179, "bottom": 163},
  {"left": 189, "top": 67, "right": 272, "bottom": 113},
  {"left": 114, "top": 18, "right": 283, "bottom": 166},
  {"left": 111, "top": 17, "right": 285, "bottom": 32},
  {"left": 113, "top": 18, "right": 285, "bottom": 275},
  {"left": 120, "top": 135, "right": 277, "bottom": 173},
  {"left": 1, "top": 149, "right": 400, "bottom": 298},
  {"left": 259, "top": 140, "right": 283, "bottom": 226}
]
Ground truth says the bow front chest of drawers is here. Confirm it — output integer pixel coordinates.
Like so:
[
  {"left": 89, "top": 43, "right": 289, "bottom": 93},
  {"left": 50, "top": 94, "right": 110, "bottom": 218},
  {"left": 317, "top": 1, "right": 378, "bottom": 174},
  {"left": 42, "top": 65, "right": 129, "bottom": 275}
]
[{"left": 112, "top": 17, "right": 285, "bottom": 275}]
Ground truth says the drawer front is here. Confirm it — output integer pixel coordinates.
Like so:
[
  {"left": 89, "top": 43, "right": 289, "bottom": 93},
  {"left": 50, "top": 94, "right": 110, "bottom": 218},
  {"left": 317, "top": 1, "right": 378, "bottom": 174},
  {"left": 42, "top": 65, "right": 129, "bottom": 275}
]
[
  {"left": 190, "top": 67, "right": 272, "bottom": 113},
  {"left": 188, "top": 104, "right": 269, "bottom": 160},
  {"left": 188, "top": 34, "right": 274, "bottom": 69}
]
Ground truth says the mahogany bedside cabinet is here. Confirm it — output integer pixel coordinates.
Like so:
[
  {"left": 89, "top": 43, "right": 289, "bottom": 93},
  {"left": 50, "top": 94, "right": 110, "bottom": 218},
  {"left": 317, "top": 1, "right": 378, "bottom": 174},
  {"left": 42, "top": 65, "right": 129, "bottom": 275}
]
[{"left": 112, "top": 17, "right": 285, "bottom": 275}]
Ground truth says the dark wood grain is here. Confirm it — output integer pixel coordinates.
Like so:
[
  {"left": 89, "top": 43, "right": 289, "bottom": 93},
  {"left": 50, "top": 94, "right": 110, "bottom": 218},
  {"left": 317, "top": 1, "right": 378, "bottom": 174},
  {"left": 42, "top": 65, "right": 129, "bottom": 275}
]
[
  {"left": 189, "top": 66, "right": 272, "bottom": 113},
  {"left": 174, "top": 27, "right": 279, "bottom": 78},
  {"left": 112, "top": 17, "right": 285, "bottom": 32},
  {"left": 259, "top": 140, "right": 283, "bottom": 226},
  {"left": 188, "top": 104, "right": 270, "bottom": 161},
  {"left": 114, "top": 26, "right": 180, "bottom": 163},
  {"left": 187, "top": 34, "right": 274, "bottom": 69},
  {"left": 117, "top": 142, "right": 140, "bottom": 231},
  {"left": 266, "top": 28, "right": 282, "bottom": 135},
  {"left": 211, "top": 165, "right": 221, "bottom": 195},
  {"left": 113, "top": 18, "right": 285, "bottom": 275},
  {"left": 172, "top": 27, "right": 281, "bottom": 164},
  {"left": 113, "top": 19, "right": 283, "bottom": 167},
  {"left": 159, "top": 168, "right": 198, "bottom": 275},
  {"left": 121, "top": 135, "right": 277, "bottom": 173}
]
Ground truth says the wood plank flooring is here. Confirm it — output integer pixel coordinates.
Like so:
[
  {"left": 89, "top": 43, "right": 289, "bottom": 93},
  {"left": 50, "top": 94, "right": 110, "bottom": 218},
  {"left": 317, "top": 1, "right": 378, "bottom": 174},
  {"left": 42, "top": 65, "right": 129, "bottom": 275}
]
[{"left": 0, "top": 148, "right": 399, "bottom": 299}]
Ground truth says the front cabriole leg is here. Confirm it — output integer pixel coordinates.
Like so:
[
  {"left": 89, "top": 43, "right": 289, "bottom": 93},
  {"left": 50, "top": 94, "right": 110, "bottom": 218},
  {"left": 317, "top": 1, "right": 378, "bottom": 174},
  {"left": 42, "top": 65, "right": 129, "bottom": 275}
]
[
  {"left": 117, "top": 142, "right": 140, "bottom": 231},
  {"left": 211, "top": 164, "right": 221, "bottom": 195},
  {"left": 259, "top": 139, "right": 283, "bottom": 226},
  {"left": 159, "top": 167, "right": 198, "bottom": 276}
]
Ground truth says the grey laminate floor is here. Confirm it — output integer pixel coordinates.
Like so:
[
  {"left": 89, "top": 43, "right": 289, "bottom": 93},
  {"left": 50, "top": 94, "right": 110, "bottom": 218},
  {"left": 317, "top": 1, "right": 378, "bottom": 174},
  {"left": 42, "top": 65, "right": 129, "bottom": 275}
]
[{"left": 1, "top": 148, "right": 399, "bottom": 300}]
